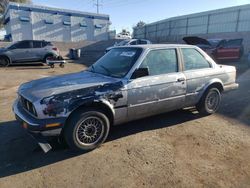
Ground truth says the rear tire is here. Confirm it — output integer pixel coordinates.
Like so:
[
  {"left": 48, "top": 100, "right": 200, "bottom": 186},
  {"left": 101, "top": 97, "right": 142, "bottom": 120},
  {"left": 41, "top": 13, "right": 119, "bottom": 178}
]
[
  {"left": 43, "top": 54, "right": 54, "bottom": 63},
  {"left": 64, "top": 109, "right": 110, "bottom": 151},
  {"left": 196, "top": 88, "right": 221, "bottom": 115},
  {"left": 0, "top": 56, "right": 10, "bottom": 67}
]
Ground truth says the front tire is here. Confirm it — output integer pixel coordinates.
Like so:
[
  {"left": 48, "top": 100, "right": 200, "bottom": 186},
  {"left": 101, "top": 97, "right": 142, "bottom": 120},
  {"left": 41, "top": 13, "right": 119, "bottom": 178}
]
[
  {"left": 64, "top": 110, "right": 110, "bottom": 151},
  {"left": 196, "top": 88, "right": 221, "bottom": 115},
  {"left": 0, "top": 56, "right": 10, "bottom": 67}
]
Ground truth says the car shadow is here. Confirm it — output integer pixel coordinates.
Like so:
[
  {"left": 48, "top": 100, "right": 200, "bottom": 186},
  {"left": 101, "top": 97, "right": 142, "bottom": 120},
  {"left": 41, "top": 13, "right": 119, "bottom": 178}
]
[
  {"left": 5, "top": 63, "right": 50, "bottom": 70},
  {"left": 0, "top": 108, "right": 202, "bottom": 178}
]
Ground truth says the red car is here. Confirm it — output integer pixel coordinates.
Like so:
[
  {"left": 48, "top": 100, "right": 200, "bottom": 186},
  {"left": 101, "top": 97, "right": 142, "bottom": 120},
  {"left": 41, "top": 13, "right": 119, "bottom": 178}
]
[{"left": 183, "top": 36, "right": 244, "bottom": 61}]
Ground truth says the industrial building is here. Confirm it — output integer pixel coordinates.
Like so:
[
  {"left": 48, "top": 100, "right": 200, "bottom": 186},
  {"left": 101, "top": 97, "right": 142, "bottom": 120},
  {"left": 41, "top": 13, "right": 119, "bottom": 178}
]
[
  {"left": 133, "top": 4, "right": 250, "bottom": 53},
  {"left": 3, "top": 2, "right": 110, "bottom": 42}
]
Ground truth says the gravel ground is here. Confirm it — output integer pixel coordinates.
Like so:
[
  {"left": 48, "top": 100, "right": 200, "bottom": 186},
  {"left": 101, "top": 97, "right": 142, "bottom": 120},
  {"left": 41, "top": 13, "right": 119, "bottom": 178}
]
[{"left": 0, "top": 61, "right": 250, "bottom": 188}]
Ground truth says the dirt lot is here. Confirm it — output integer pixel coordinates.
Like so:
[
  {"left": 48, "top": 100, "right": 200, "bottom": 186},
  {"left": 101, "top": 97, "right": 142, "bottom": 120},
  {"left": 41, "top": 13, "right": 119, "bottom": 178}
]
[{"left": 0, "top": 61, "right": 250, "bottom": 188}]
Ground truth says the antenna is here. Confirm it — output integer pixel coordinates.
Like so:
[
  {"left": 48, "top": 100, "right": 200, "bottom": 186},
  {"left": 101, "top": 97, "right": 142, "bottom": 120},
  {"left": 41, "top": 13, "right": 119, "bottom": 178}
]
[{"left": 94, "top": 0, "right": 102, "bottom": 14}]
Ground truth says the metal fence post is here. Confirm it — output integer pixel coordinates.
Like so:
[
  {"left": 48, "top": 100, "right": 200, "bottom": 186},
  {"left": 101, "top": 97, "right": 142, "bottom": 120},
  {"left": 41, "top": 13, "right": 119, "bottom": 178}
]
[
  {"left": 207, "top": 14, "right": 210, "bottom": 34},
  {"left": 236, "top": 9, "right": 240, "bottom": 32}
]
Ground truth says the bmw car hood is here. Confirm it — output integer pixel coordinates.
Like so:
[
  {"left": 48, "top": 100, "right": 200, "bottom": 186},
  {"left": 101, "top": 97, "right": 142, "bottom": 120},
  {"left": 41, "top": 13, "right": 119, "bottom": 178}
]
[{"left": 18, "top": 71, "right": 121, "bottom": 102}]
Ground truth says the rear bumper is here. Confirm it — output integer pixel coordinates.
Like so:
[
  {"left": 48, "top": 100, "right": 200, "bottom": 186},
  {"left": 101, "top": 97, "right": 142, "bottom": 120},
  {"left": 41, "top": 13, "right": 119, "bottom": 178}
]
[
  {"left": 13, "top": 99, "right": 66, "bottom": 136},
  {"left": 224, "top": 83, "right": 239, "bottom": 92}
]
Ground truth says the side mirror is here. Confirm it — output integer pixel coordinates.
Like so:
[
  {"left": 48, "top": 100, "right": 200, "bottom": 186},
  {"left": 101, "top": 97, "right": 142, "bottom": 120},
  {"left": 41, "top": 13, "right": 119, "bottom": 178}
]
[{"left": 131, "top": 67, "right": 149, "bottom": 79}]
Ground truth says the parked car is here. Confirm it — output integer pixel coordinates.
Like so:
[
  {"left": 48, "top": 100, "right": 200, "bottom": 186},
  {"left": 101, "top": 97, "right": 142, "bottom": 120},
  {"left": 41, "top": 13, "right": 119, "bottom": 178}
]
[
  {"left": 116, "top": 33, "right": 132, "bottom": 39},
  {"left": 0, "top": 40, "right": 60, "bottom": 67},
  {"left": 13, "top": 44, "right": 238, "bottom": 152},
  {"left": 106, "top": 39, "right": 151, "bottom": 52},
  {"left": 183, "top": 36, "right": 244, "bottom": 61}
]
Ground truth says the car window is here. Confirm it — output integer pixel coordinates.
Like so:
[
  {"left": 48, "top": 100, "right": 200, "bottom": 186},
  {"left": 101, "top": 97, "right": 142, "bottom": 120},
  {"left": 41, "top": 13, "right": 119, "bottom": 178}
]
[
  {"left": 139, "top": 40, "right": 148, "bottom": 44},
  {"left": 33, "top": 41, "right": 42, "bottom": 48},
  {"left": 224, "top": 39, "right": 243, "bottom": 48},
  {"left": 117, "top": 40, "right": 130, "bottom": 46},
  {"left": 182, "top": 48, "right": 211, "bottom": 71},
  {"left": 139, "top": 49, "right": 178, "bottom": 76},
  {"left": 90, "top": 48, "right": 142, "bottom": 78},
  {"left": 42, "top": 41, "right": 52, "bottom": 47},
  {"left": 130, "top": 40, "right": 137, "bottom": 45},
  {"left": 14, "top": 41, "right": 31, "bottom": 49}
]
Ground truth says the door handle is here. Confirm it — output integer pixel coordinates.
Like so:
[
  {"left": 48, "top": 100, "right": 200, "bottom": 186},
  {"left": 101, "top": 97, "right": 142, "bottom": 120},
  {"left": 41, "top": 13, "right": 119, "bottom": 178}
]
[{"left": 177, "top": 77, "right": 185, "bottom": 82}]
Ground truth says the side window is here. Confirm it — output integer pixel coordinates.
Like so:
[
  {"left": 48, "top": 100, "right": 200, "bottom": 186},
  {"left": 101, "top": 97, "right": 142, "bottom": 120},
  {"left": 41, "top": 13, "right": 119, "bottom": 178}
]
[
  {"left": 139, "top": 40, "right": 147, "bottom": 44},
  {"left": 182, "top": 48, "right": 211, "bottom": 71},
  {"left": 42, "top": 41, "right": 52, "bottom": 47},
  {"left": 33, "top": 41, "right": 42, "bottom": 48},
  {"left": 139, "top": 49, "right": 178, "bottom": 76},
  {"left": 15, "top": 41, "right": 31, "bottom": 49},
  {"left": 130, "top": 40, "right": 137, "bottom": 45},
  {"left": 224, "top": 39, "right": 242, "bottom": 48}
]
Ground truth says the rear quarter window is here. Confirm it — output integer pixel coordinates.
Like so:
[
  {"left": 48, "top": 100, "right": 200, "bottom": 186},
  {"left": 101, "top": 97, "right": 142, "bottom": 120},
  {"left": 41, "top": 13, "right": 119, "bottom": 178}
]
[
  {"left": 42, "top": 41, "right": 52, "bottom": 47},
  {"left": 182, "top": 48, "right": 211, "bottom": 71},
  {"left": 33, "top": 41, "right": 42, "bottom": 48}
]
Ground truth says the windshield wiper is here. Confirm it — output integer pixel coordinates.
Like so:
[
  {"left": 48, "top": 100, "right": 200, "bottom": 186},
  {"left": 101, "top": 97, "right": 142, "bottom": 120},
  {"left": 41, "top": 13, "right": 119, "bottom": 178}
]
[
  {"left": 89, "top": 64, "right": 95, "bottom": 72},
  {"left": 99, "top": 65, "right": 113, "bottom": 76}
]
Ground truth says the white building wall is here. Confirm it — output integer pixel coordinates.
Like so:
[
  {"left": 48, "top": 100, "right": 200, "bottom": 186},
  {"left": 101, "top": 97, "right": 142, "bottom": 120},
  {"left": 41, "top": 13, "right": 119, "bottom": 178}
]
[
  {"left": 4, "top": 3, "right": 110, "bottom": 42},
  {"left": 9, "top": 9, "right": 33, "bottom": 41},
  {"left": 71, "top": 16, "right": 87, "bottom": 42},
  {"left": 4, "top": 10, "right": 11, "bottom": 37},
  {"left": 94, "top": 19, "right": 109, "bottom": 41}
]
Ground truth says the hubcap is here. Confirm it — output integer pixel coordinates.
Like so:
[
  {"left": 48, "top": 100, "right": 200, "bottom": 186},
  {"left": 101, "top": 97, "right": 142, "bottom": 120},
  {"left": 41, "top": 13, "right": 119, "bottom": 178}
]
[
  {"left": 76, "top": 116, "right": 104, "bottom": 146},
  {"left": 206, "top": 91, "right": 220, "bottom": 111}
]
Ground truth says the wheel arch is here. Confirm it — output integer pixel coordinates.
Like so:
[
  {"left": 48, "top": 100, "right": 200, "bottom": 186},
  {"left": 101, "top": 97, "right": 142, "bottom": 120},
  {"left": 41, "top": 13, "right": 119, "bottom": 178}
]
[
  {"left": 0, "top": 54, "right": 11, "bottom": 64},
  {"left": 198, "top": 79, "right": 224, "bottom": 101},
  {"left": 64, "top": 100, "right": 115, "bottom": 129},
  {"left": 43, "top": 53, "right": 56, "bottom": 61}
]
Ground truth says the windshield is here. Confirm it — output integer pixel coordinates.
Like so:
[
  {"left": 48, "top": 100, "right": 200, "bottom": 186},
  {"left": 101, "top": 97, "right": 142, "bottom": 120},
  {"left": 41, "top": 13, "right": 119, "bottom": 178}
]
[
  {"left": 5, "top": 41, "right": 18, "bottom": 49},
  {"left": 89, "top": 48, "right": 142, "bottom": 78},
  {"left": 116, "top": 40, "right": 130, "bottom": 46}
]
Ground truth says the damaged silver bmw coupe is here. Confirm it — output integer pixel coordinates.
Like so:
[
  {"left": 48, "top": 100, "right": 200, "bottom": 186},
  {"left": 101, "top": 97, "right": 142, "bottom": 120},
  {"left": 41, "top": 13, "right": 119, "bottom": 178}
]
[{"left": 13, "top": 44, "right": 238, "bottom": 152}]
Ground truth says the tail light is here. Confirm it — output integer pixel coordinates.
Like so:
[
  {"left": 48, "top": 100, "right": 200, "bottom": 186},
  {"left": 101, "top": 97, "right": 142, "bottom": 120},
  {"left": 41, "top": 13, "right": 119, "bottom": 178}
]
[{"left": 52, "top": 47, "right": 58, "bottom": 52}]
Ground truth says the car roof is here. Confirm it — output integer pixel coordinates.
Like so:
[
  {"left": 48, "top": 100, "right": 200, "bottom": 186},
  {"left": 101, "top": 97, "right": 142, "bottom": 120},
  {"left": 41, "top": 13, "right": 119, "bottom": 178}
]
[{"left": 113, "top": 44, "right": 196, "bottom": 49}]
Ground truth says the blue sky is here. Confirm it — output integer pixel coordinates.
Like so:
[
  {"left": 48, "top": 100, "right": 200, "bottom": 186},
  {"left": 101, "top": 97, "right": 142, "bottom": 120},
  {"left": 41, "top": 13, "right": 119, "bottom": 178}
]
[{"left": 32, "top": 0, "right": 250, "bottom": 33}]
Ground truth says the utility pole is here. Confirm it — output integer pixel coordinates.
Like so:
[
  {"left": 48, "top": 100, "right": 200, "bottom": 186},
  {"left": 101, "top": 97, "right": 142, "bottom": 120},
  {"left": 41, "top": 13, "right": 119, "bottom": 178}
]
[{"left": 94, "top": 0, "right": 101, "bottom": 14}]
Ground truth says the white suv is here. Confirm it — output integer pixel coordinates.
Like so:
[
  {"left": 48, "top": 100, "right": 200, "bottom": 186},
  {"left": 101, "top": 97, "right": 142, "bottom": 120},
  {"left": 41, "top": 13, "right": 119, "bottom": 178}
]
[{"left": 0, "top": 40, "right": 60, "bottom": 67}]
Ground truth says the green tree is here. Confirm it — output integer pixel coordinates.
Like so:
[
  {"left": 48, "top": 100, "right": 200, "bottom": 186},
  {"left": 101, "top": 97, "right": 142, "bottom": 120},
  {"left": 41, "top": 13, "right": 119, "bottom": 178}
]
[
  {"left": 135, "top": 21, "right": 146, "bottom": 28},
  {"left": 121, "top": 29, "right": 130, "bottom": 35}
]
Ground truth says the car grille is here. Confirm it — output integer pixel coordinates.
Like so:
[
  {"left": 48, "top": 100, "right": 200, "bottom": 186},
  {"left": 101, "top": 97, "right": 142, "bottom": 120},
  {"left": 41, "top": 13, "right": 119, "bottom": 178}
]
[{"left": 19, "top": 95, "right": 37, "bottom": 117}]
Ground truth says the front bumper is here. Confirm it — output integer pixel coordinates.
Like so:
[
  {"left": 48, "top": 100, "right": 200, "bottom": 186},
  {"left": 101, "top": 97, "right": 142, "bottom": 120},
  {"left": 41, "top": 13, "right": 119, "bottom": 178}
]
[
  {"left": 13, "top": 99, "right": 67, "bottom": 152},
  {"left": 13, "top": 99, "right": 66, "bottom": 136}
]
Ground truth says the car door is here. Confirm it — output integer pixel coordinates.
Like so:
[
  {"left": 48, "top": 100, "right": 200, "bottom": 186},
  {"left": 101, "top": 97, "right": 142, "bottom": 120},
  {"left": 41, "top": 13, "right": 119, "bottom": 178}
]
[
  {"left": 126, "top": 48, "right": 186, "bottom": 121},
  {"left": 216, "top": 39, "right": 243, "bottom": 60},
  {"left": 9, "top": 41, "right": 33, "bottom": 62},
  {"left": 29, "top": 41, "right": 44, "bottom": 61},
  {"left": 181, "top": 48, "right": 215, "bottom": 107}
]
